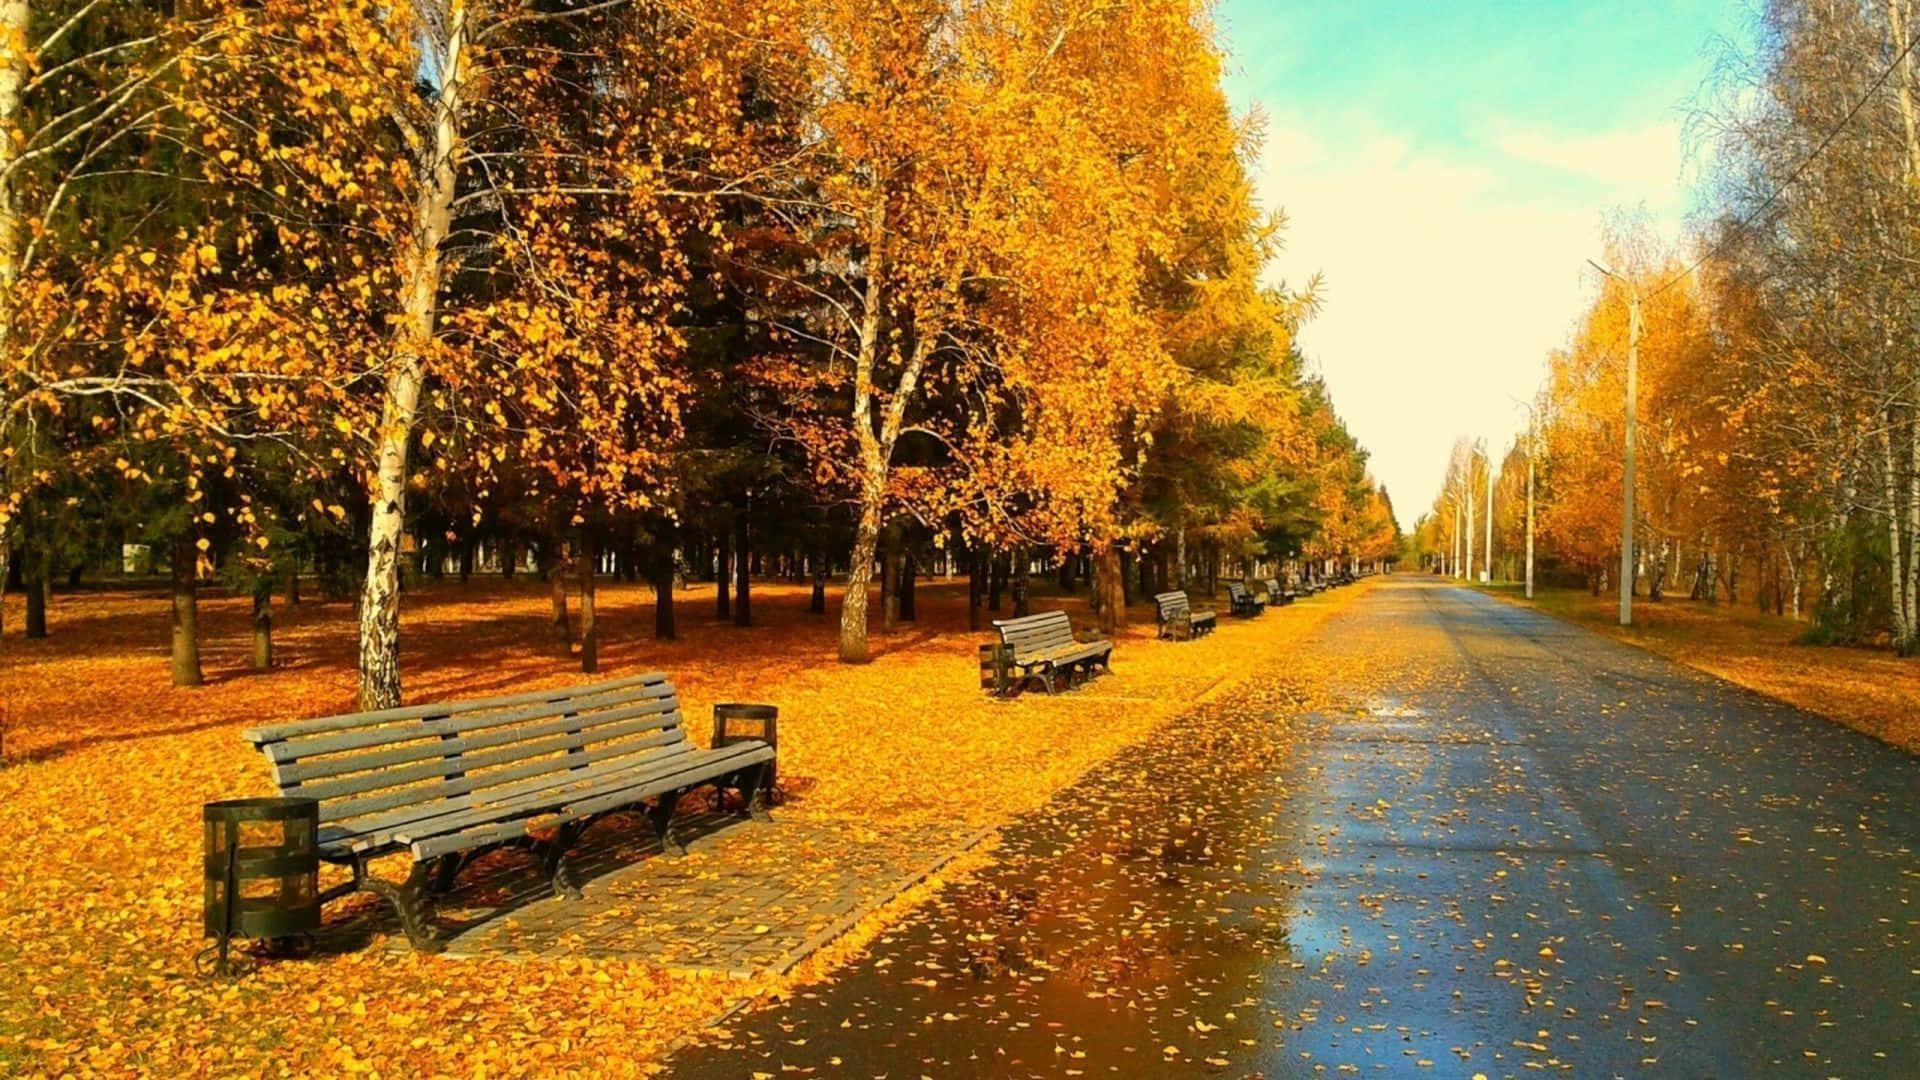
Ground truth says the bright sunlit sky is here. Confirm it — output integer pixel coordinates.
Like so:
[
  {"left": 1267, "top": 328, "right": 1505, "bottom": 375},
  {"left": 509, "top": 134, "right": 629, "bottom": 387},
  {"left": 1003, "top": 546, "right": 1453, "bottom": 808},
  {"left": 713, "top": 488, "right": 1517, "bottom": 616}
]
[{"left": 1214, "top": 1, "right": 1754, "bottom": 529}]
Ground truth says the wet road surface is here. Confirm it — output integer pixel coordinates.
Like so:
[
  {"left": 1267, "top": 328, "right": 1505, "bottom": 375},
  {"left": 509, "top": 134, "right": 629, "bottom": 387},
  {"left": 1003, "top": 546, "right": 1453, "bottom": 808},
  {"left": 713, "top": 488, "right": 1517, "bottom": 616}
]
[{"left": 667, "top": 579, "right": 1920, "bottom": 1078}]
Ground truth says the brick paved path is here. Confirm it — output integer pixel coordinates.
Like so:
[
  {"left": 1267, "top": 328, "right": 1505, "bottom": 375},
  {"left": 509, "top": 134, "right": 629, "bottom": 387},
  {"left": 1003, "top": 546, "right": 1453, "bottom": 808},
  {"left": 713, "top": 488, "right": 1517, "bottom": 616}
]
[{"left": 404, "top": 809, "right": 976, "bottom": 976}]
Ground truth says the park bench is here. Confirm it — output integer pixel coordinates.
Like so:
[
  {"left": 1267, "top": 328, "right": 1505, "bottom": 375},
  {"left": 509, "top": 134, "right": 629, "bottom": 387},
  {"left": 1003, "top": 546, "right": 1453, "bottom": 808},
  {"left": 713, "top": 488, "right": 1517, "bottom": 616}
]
[
  {"left": 1153, "top": 590, "right": 1218, "bottom": 640},
  {"left": 241, "top": 671, "right": 776, "bottom": 952},
  {"left": 1261, "top": 578, "right": 1295, "bottom": 607},
  {"left": 991, "top": 609, "right": 1113, "bottom": 694},
  {"left": 1226, "top": 581, "right": 1266, "bottom": 618}
]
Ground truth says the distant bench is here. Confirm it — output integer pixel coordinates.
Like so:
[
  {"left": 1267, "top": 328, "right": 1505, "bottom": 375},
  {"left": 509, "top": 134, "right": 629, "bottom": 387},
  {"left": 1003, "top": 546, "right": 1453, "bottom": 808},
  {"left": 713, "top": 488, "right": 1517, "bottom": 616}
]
[
  {"left": 243, "top": 672, "right": 775, "bottom": 952},
  {"left": 1153, "top": 590, "right": 1217, "bottom": 641},
  {"left": 1226, "top": 581, "right": 1266, "bottom": 618},
  {"left": 1261, "top": 578, "right": 1295, "bottom": 607},
  {"left": 991, "top": 610, "right": 1113, "bottom": 694}
]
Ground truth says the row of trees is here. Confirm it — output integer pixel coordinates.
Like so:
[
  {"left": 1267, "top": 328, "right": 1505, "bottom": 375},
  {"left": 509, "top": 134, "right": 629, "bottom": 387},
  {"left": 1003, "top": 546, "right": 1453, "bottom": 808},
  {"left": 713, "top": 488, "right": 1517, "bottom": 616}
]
[
  {"left": 1414, "top": 0, "right": 1920, "bottom": 654},
  {"left": 0, "top": 0, "right": 1394, "bottom": 707}
]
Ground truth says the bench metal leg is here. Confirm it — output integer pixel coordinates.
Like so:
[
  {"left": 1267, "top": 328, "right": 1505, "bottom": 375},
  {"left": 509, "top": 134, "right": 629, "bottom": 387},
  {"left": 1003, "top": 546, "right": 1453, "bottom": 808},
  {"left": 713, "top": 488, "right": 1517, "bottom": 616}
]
[
  {"left": 428, "top": 852, "right": 465, "bottom": 896},
  {"left": 744, "top": 763, "right": 774, "bottom": 823},
  {"left": 647, "top": 792, "right": 686, "bottom": 856},
  {"left": 359, "top": 861, "right": 443, "bottom": 954},
  {"left": 541, "top": 821, "right": 584, "bottom": 900}
]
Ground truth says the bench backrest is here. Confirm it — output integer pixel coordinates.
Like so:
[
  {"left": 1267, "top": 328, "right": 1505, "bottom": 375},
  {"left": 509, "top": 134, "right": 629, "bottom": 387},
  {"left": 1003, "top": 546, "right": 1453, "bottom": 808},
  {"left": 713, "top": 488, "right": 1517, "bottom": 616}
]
[
  {"left": 1226, "top": 582, "right": 1250, "bottom": 601},
  {"left": 1261, "top": 578, "right": 1282, "bottom": 599},
  {"left": 992, "top": 610, "right": 1079, "bottom": 661},
  {"left": 242, "top": 672, "right": 687, "bottom": 837},
  {"left": 1153, "top": 590, "right": 1191, "bottom": 623}
]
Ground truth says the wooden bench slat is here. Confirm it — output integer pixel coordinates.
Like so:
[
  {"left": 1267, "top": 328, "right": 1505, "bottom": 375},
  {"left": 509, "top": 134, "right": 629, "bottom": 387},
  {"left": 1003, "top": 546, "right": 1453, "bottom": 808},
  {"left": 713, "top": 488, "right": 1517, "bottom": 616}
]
[
  {"left": 244, "top": 671, "right": 670, "bottom": 744},
  {"left": 272, "top": 701, "right": 682, "bottom": 786},
  {"left": 260, "top": 681, "right": 676, "bottom": 764},
  {"left": 291, "top": 717, "right": 676, "bottom": 804},
  {"left": 320, "top": 735, "right": 700, "bottom": 854},
  {"left": 393, "top": 741, "right": 773, "bottom": 857},
  {"left": 318, "top": 728, "right": 691, "bottom": 835}
]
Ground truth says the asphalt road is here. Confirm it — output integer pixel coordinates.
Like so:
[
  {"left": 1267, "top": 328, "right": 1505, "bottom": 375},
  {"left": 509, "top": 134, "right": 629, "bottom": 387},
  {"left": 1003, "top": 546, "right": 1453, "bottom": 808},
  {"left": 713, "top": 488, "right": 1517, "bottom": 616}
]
[{"left": 668, "top": 578, "right": 1920, "bottom": 1078}]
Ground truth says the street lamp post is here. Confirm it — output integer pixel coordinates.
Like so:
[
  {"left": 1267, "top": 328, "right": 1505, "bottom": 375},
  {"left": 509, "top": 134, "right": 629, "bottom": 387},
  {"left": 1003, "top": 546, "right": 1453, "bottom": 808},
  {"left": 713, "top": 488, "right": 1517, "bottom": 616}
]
[
  {"left": 1525, "top": 420, "right": 1536, "bottom": 600},
  {"left": 1465, "top": 471, "right": 1475, "bottom": 585},
  {"left": 1483, "top": 443, "right": 1494, "bottom": 584}
]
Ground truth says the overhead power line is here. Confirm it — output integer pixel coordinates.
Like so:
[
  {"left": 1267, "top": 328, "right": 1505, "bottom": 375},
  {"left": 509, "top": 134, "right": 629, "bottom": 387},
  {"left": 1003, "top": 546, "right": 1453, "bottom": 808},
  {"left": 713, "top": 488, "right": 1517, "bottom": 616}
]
[{"left": 1646, "top": 27, "right": 1920, "bottom": 299}]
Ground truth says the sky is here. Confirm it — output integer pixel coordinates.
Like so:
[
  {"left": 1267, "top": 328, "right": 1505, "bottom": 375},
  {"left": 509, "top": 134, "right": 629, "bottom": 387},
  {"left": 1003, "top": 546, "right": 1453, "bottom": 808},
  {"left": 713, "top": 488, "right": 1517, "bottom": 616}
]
[{"left": 1212, "top": 1, "right": 1755, "bottom": 530}]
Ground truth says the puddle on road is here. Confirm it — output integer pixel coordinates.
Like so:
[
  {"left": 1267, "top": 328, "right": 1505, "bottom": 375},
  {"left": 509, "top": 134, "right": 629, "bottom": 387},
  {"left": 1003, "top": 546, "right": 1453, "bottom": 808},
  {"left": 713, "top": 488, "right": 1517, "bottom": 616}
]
[
  {"left": 671, "top": 680, "right": 1317, "bottom": 1077},
  {"left": 1363, "top": 696, "right": 1428, "bottom": 719}
]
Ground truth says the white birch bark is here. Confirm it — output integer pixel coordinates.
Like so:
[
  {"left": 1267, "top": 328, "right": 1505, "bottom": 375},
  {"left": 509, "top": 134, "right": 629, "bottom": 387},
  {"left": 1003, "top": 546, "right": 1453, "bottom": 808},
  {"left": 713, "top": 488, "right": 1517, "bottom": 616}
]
[{"left": 356, "top": 4, "right": 465, "bottom": 708}]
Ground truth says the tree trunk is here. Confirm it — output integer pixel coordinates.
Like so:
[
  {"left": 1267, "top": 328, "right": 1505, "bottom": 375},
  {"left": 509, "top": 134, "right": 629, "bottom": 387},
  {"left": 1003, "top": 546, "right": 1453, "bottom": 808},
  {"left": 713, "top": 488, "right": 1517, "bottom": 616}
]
[
  {"left": 458, "top": 539, "right": 474, "bottom": 584},
  {"left": 354, "top": 8, "right": 467, "bottom": 710},
  {"left": 1095, "top": 545, "right": 1126, "bottom": 636},
  {"left": 170, "top": 534, "right": 202, "bottom": 687},
  {"left": 501, "top": 537, "right": 518, "bottom": 580},
  {"left": 968, "top": 548, "right": 984, "bottom": 631},
  {"left": 838, "top": 495, "right": 882, "bottom": 663},
  {"left": 899, "top": 544, "right": 917, "bottom": 622},
  {"left": 1784, "top": 540, "right": 1803, "bottom": 621},
  {"left": 549, "top": 542, "right": 572, "bottom": 657},
  {"left": 988, "top": 553, "right": 1004, "bottom": 611},
  {"left": 251, "top": 579, "right": 273, "bottom": 671},
  {"left": 1884, "top": 424, "right": 1915, "bottom": 651},
  {"left": 23, "top": 557, "right": 44, "bottom": 639},
  {"left": 652, "top": 544, "right": 676, "bottom": 641},
  {"left": 733, "top": 513, "right": 751, "bottom": 627},
  {"left": 715, "top": 528, "right": 732, "bottom": 621},
  {"left": 1011, "top": 545, "right": 1029, "bottom": 616},
  {"left": 880, "top": 532, "right": 902, "bottom": 632},
  {"left": 835, "top": 193, "right": 922, "bottom": 665},
  {"left": 0, "top": 0, "right": 24, "bottom": 442},
  {"left": 1057, "top": 547, "right": 1075, "bottom": 592},
  {"left": 809, "top": 548, "right": 827, "bottom": 615},
  {"left": 578, "top": 534, "right": 598, "bottom": 673}
]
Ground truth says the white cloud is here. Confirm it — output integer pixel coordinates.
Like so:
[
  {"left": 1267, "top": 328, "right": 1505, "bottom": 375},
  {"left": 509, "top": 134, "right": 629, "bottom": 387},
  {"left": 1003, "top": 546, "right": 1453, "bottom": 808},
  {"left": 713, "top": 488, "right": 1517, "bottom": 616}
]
[
  {"left": 1493, "top": 121, "right": 1691, "bottom": 206},
  {"left": 1253, "top": 113, "right": 1687, "bottom": 530}
]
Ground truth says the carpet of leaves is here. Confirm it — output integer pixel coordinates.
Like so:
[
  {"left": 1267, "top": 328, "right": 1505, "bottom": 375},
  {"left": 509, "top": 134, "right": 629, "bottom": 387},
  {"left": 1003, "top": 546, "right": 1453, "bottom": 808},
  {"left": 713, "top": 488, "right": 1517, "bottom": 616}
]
[
  {"left": 0, "top": 577, "right": 1360, "bottom": 1077},
  {"left": 1486, "top": 584, "right": 1920, "bottom": 754}
]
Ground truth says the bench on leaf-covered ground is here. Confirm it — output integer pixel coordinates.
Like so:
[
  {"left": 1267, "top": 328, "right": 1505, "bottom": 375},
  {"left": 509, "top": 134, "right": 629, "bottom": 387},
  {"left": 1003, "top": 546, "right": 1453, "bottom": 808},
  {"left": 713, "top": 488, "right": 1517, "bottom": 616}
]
[
  {"left": 991, "top": 610, "right": 1113, "bottom": 695},
  {"left": 1261, "top": 578, "right": 1295, "bottom": 607},
  {"left": 1153, "top": 590, "right": 1217, "bottom": 641},
  {"left": 1226, "top": 581, "right": 1266, "bottom": 618},
  {"left": 241, "top": 672, "right": 776, "bottom": 953}
]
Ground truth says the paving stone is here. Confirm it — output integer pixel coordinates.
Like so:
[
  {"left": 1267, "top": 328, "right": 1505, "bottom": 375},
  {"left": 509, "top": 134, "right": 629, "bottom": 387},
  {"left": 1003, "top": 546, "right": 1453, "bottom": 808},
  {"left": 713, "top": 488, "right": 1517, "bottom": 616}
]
[{"left": 370, "top": 809, "right": 978, "bottom": 974}]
